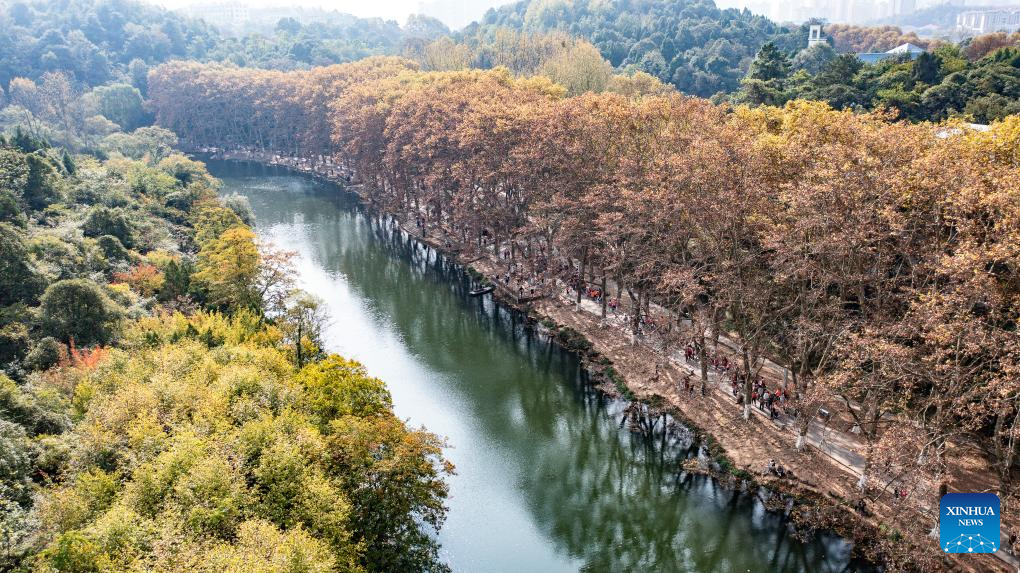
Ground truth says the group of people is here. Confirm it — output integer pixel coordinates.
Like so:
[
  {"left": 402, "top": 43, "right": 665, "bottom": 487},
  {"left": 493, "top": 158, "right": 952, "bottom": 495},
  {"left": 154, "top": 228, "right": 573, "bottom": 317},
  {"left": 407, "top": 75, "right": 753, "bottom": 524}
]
[
  {"left": 494, "top": 267, "right": 544, "bottom": 299},
  {"left": 745, "top": 378, "right": 785, "bottom": 420},
  {"left": 563, "top": 277, "right": 626, "bottom": 315},
  {"left": 763, "top": 458, "right": 788, "bottom": 478},
  {"left": 683, "top": 343, "right": 732, "bottom": 373}
]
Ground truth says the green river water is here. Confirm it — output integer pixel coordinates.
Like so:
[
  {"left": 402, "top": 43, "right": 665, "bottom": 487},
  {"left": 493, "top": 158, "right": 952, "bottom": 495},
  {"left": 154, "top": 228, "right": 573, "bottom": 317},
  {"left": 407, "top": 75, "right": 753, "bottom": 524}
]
[{"left": 209, "top": 159, "right": 871, "bottom": 573}]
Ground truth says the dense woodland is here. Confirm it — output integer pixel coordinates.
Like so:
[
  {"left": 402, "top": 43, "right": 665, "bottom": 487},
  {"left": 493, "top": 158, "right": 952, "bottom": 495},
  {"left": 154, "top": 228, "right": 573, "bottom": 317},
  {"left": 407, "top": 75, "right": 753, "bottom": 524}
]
[
  {"left": 3, "top": 0, "right": 1020, "bottom": 124},
  {"left": 150, "top": 58, "right": 1020, "bottom": 569},
  {"left": 0, "top": 0, "right": 409, "bottom": 91},
  {"left": 732, "top": 36, "right": 1020, "bottom": 122},
  {"left": 0, "top": 126, "right": 452, "bottom": 571},
  {"left": 473, "top": 0, "right": 792, "bottom": 96}
]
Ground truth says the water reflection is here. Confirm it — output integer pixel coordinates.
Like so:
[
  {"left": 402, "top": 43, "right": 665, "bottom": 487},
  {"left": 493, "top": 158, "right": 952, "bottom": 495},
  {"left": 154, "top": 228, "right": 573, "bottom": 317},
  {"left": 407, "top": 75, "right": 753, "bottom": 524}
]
[{"left": 209, "top": 160, "right": 870, "bottom": 573}]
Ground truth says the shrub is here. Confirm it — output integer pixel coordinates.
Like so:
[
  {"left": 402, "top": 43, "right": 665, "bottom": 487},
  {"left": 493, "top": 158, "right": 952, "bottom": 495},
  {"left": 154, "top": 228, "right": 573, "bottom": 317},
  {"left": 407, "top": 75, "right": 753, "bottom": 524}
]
[
  {"left": 39, "top": 279, "right": 122, "bottom": 345},
  {"left": 112, "top": 264, "right": 164, "bottom": 297},
  {"left": 24, "top": 336, "right": 67, "bottom": 371},
  {"left": 96, "top": 235, "right": 130, "bottom": 262},
  {"left": 0, "top": 223, "right": 44, "bottom": 305},
  {"left": 82, "top": 206, "right": 134, "bottom": 248},
  {"left": 604, "top": 367, "right": 634, "bottom": 400}
]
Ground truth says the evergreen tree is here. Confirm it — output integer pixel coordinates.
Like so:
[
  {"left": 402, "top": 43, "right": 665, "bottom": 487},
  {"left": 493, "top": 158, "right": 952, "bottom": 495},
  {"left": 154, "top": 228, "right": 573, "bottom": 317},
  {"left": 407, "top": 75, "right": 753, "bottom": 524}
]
[{"left": 747, "top": 42, "right": 791, "bottom": 83}]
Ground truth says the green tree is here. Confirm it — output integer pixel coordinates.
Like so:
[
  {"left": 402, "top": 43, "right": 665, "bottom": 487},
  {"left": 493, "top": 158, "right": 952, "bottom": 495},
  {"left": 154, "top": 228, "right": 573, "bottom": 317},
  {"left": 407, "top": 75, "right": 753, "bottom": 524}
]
[
  {"left": 39, "top": 279, "right": 122, "bottom": 345},
  {"left": 747, "top": 42, "right": 791, "bottom": 83},
  {"left": 24, "top": 154, "right": 61, "bottom": 211},
  {"left": 24, "top": 336, "right": 66, "bottom": 371},
  {"left": 791, "top": 43, "right": 837, "bottom": 75},
  {"left": 158, "top": 259, "right": 194, "bottom": 302},
  {"left": 83, "top": 207, "right": 135, "bottom": 249},
  {"left": 327, "top": 414, "right": 451, "bottom": 573},
  {"left": 296, "top": 356, "right": 392, "bottom": 427},
  {"left": 281, "top": 291, "right": 328, "bottom": 368},
  {"left": 912, "top": 51, "right": 942, "bottom": 86},
  {"left": 91, "top": 84, "right": 148, "bottom": 132},
  {"left": 0, "top": 223, "right": 43, "bottom": 306}
]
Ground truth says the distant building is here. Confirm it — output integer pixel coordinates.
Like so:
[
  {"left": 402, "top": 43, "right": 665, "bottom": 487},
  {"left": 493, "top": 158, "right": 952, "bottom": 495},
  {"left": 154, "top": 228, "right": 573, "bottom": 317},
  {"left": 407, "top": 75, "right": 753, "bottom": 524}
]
[
  {"left": 857, "top": 42, "right": 926, "bottom": 64},
  {"left": 808, "top": 24, "right": 826, "bottom": 47},
  {"left": 892, "top": 0, "right": 917, "bottom": 17},
  {"left": 182, "top": 2, "right": 251, "bottom": 36},
  {"left": 957, "top": 9, "right": 1020, "bottom": 35}
]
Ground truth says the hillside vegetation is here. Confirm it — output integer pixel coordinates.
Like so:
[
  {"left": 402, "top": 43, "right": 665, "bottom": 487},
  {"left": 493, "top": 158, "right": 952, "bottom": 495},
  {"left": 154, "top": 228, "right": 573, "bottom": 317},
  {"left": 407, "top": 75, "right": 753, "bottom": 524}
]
[{"left": 0, "top": 130, "right": 452, "bottom": 572}]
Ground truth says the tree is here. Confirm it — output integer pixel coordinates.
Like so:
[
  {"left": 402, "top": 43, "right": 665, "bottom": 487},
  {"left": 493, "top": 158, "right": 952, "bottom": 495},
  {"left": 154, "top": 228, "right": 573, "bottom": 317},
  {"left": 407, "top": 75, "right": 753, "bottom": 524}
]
[
  {"left": 23, "top": 154, "right": 61, "bottom": 211},
  {"left": 0, "top": 224, "right": 43, "bottom": 306},
  {"left": 7, "top": 79, "right": 41, "bottom": 135},
  {"left": 404, "top": 14, "right": 449, "bottom": 40},
  {"left": 540, "top": 41, "right": 613, "bottom": 95},
  {"left": 326, "top": 413, "right": 451, "bottom": 573},
  {"left": 746, "top": 42, "right": 791, "bottom": 83},
  {"left": 90, "top": 83, "right": 147, "bottom": 131},
  {"left": 0, "top": 149, "right": 29, "bottom": 225},
  {"left": 158, "top": 259, "right": 194, "bottom": 303},
  {"left": 296, "top": 356, "right": 391, "bottom": 427},
  {"left": 912, "top": 51, "right": 942, "bottom": 85},
  {"left": 275, "top": 17, "right": 302, "bottom": 35},
  {"left": 418, "top": 37, "right": 471, "bottom": 72},
  {"left": 24, "top": 337, "right": 66, "bottom": 371},
  {"left": 280, "top": 291, "right": 328, "bottom": 369},
  {"left": 606, "top": 71, "right": 673, "bottom": 98},
  {"left": 39, "top": 279, "right": 121, "bottom": 345},
  {"left": 127, "top": 126, "right": 177, "bottom": 163},
  {"left": 195, "top": 226, "right": 261, "bottom": 313},
  {"left": 38, "top": 71, "right": 80, "bottom": 143},
  {"left": 83, "top": 206, "right": 134, "bottom": 248},
  {"left": 791, "top": 43, "right": 837, "bottom": 75},
  {"left": 737, "top": 42, "right": 793, "bottom": 106},
  {"left": 223, "top": 193, "right": 255, "bottom": 226}
]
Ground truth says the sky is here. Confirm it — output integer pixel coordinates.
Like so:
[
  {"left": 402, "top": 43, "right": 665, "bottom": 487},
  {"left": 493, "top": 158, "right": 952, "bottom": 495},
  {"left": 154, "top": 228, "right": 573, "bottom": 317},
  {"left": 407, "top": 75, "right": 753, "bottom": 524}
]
[{"left": 148, "top": 0, "right": 504, "bottom": 25}]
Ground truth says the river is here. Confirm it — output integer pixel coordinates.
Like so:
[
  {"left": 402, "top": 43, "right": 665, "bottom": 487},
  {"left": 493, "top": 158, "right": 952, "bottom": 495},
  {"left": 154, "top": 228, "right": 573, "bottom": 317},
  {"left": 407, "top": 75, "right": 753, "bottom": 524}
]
[{"left": 209, "top": 159, "right": 870, "bottom": 572}]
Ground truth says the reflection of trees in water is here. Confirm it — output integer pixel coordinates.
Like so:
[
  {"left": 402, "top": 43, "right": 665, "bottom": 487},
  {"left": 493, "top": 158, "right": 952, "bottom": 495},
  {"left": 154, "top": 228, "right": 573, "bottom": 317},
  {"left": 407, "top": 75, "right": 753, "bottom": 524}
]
[{"left": 219, "top": 164, "right": 868, "bottom": 573}]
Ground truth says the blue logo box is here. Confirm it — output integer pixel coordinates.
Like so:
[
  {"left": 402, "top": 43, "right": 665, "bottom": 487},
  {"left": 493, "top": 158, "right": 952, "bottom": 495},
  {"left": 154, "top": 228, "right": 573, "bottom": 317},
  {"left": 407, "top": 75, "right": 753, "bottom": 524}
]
[{"left": 940, "top": 493, "right": 1000, "bottom": 553}]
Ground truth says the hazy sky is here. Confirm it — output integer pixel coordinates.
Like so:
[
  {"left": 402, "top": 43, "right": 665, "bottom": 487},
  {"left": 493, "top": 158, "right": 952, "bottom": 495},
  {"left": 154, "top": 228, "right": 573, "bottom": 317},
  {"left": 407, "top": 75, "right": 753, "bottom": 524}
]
[{"left": 148, "top": 0, "right": 495, "bottom": 24}]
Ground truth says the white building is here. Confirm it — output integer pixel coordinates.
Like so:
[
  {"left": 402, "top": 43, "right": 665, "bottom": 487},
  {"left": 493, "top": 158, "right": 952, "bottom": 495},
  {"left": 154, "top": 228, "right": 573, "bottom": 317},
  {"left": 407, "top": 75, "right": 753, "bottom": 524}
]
[
  {"left": 808, "top": 24, "right": 826, "bottom": 47},
  {"left": 957, "top": 9, "right": 1020, "bottom": 35}
]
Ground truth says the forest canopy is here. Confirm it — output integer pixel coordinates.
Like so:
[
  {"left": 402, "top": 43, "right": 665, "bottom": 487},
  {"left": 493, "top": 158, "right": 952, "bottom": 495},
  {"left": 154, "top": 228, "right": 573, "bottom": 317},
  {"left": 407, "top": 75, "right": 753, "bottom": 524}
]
[{"left": 149, "top": 58, "right": 1020, "bottom": 567}]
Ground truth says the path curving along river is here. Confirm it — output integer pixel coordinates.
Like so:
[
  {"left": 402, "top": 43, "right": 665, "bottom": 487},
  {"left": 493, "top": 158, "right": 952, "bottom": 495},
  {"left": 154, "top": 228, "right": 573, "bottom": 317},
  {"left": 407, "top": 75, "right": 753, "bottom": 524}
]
[{"left": 209, "top": 159, "right": 872, "bottom": 573}]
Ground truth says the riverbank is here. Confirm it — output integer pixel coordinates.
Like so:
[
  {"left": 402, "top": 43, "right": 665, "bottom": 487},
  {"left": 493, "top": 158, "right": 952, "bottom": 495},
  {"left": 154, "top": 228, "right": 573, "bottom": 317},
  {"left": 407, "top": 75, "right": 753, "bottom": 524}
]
[{"left": 200, "top": 149, "right": 1007, "bottom": 572}]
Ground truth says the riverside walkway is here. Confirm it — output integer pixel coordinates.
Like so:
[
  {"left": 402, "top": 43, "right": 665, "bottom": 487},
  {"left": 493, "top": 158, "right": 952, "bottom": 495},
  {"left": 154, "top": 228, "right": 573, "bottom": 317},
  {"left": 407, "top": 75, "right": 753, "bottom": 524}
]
[{"left": 196, "top": 146, "right": 1018, "bottom": 570}]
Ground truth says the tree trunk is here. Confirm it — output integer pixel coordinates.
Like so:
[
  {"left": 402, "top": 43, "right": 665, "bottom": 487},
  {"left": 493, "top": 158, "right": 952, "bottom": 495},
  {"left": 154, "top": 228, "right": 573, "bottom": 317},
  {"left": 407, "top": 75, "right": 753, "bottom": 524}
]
[
  {"left": 698, "top": 327, "right": 709, "bottom": 396},
  {"left": 600, "top": 273, "right": 607, "bottom": 319},
  {"left": 575, "top": 249, "right": 587, "bottom": 311},
  {"left": 742, "top": 347, "right": 752, "bottom": 420},
  {"left": 296, "top": 320, "right": 304, "bottom": 369}
]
